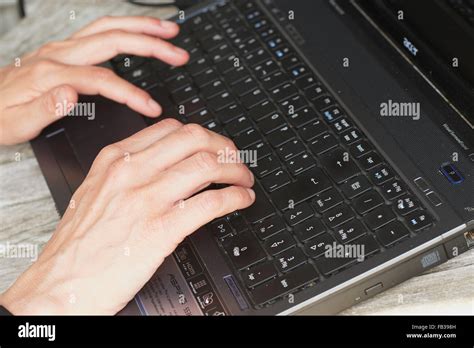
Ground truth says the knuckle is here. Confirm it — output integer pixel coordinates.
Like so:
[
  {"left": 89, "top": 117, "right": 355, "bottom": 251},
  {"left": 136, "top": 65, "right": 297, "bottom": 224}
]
[
  {"left": 42, "top": 91, "right": 59, "bottom": 115},
  {"left": 199, "top": 190, "right": 223, "bottom": 214},
  {"left": 30, "top": 59, "right": 58, "bottom": 78},
  {"left": 97, "top": 144, "right": 122, "bottom": 162},
  {"left": 93, "top": 68, "right": 114, "bottom": 83},
  {"left": 195, "top": 152, "right": 218, "bottom": 173},
  {"left": 182, "top": 123, "right": 209, "bottom": 143},
  {"left": 230, "top": 187, "right": 250, "bottom": 205},
  {"left": 158, "top": 118, "right": 182, "bottom": 130}
]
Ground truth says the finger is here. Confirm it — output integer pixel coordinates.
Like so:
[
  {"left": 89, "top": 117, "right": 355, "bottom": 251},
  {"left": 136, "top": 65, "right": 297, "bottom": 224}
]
[
  {"left": 71, "top": 16, "right": 180, "bottom": 39},
  {"left": 37, "top": 63, "right": 162, "bottom": 117},
  {"left": 88, "top": 118, "right": 184, "bottom": 174},
  {"left": 132, "top": 123, "right": 238, "bottom": 174},
  {"left": 51, "top": 30, "right": 188, "bottom": 67},
  {"left": 0, "top": 85, "right": 77, "bottom": 145},
  {"left": 149, "top": 152, "right": 254, "bottom": 206},
  {"left": 150, "top": 186, "right": 255, "bottom": 255}
]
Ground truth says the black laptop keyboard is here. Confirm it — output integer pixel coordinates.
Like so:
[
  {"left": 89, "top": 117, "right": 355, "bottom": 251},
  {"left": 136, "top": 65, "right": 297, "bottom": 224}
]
[{"left": 111, "top": 0, "right": 434, "bottom": 308}]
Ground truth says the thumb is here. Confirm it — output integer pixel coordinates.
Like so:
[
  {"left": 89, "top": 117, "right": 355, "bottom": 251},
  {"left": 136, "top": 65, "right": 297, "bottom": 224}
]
[{"left": 1, "top": 85, "right": 78, "bottom": 145}]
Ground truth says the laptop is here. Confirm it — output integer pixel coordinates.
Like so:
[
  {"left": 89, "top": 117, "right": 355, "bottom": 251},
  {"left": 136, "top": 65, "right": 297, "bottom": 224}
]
[{"left": 30, "top": 0, "right": 474, "bottom": 315}]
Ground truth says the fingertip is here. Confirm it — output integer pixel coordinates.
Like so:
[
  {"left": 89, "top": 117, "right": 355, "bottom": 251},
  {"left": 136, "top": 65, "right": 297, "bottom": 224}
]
[
  {"left": 147, "top": 98, "right": 162, "bottom": 116},
  {"left": 246, "top": 188, "right": 256, "bottom": 202}
]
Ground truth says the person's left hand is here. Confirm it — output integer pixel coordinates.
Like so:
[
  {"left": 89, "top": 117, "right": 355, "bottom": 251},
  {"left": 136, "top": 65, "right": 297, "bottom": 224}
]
[{"left": 0, "top": 16, "right": 189, "bottom": 145}]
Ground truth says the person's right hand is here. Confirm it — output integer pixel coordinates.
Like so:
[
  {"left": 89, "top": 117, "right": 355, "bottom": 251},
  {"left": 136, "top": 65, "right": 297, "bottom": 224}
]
[
  {"left": 0, "top": 16, "right": 189, "bottom": 145},
  {"left": 0, "top": 120, "right": 255, "bottom": 314}
]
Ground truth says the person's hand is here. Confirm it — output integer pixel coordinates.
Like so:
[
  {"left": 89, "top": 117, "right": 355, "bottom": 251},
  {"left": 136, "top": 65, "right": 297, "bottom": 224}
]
[
  {"left": 0, "top": 120, "right": 256, "bottom": 314},
  {"left": 0, "top": 16, "right": 189, "bottom": 145}
]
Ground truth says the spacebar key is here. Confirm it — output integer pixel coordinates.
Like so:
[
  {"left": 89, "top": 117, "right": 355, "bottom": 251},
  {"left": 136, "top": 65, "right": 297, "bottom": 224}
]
[
  {"left": 250, "top": 264, "right": 319, "bottom": 305},
  {"left": 242, "top": 184, "right": 275, "bottom": 223}
]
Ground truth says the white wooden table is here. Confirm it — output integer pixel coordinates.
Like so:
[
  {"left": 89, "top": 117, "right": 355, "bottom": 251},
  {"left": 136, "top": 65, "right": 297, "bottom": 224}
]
[{"left": 0, "top": 0, "right": 472, "bottom": 315}]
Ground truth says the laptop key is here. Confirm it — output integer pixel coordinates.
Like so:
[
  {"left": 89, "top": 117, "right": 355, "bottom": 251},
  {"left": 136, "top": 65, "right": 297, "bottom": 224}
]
[
  {"left": 223, "top": 231, "right": 266, "bottom": 270},
  {"left": 242, "top": 184, "right": 275, "bottom": 223},
  {"left": 352, "top": 234, "right": 380, "bottom": 258},
  {"left": 254, "top": 215, "right": 287, "bottom": 240},
  {"left": 208, "top": 91, "right": 236, "bottom": 111},
  {"left": 216, "top": 104, "right": 245, "bottom": 124},
  {"left": 251, "top": 155, "right": 281, "bottom": 178},
  {"left": 294, "top": 217, "right": 326, "bottom": 242},
  {"left": 194, "top": 68, "right": 219, "bottom": 87},
  {"left": 262, "top": 71, "right": 290, "bottom": 90},
  {"left": 234, "top": 128, "right": 261, "bottom": 149},
  {"left": 394, "top": 195, "right": 420, "bottom": 216},
  {"left": 246, "top": 48, "right": 271, "bottom": 67},
  {"left": 314, "top": 254, "right": 356, "bottom": 276},
  {"left": 405, "top": 210, "right": 433, "bottom": 231},
  {"left": 283, "top": 202, "right": 314, "bottom": 226},
  {"left": 297, "top": 74, "right": 319, "bottom": 90},
  {"left": 248, "top": 100, "right": 277, "bottom": 121},
  {"left": 312, "top": 188, "right": 344, "bottom": 213},
  {"left": 247, "top": 141, "right": 272, "bottom": 160},
  {"left": 341, "top": 128, "right": 363, "bottom": 145},
  {"left": 376, "top": 221, "right": 410, "bottom": 247},
  {"left": 277, "top": 139, "right": 305, "bottom": 161},
  {"left": 249, "top": 263, "right": 318, "bottom": 305},
  {"left": 264, "top": 231, "right": 296, "bottom": 255},
  {"left": 209, "top": 218, "right": 233, "bottom": 238},
  {"left": 241, "top": 88, "right": 267, "bottom": 109},
  {"left": 323, "top": 204, "right": 355, "bottom": 228},
  {"left": 286, "top": 152, "right": 316, "bottom": 176},
  {"left": 353, "top": 190, "right": 384, "bottom": 215},
  {"left": 304, "top": 233, "right": 336, "bottom": 259},
  {"left": 258, "top": 113, "right": 286, "bottom": 135},
  {"left": 349, "top": 140, "right": 374, "bottom": 158},
  {"left": 309, "top": 133, "right": 339, "bottom": 155},
  {"left": 261, "top": 169, "right": 291, "bottom": 192},
  {"left": 280, "top": 95, "right": 307, "bottom": 115},
  {"left": 364, "top": 205, "right": 396, "bottom": 230},
  {"left": 334, "top": 219, "right": 367, "bottom": 244},
  {"left": 274, "top": 247, "right": 307, "bottom": 273},
  {"left": 270, "top": 171, "right": 333, "bottom": 211},
  {"left": 358, "top": 152, "right": 382, "bottom": 170},
  {"left": 201, "top": 80, "right": 226, "bottom": 99},
  {"left": 320, "top": 148, "right": 360, "bottom": 183},
  {"left": 225, "top": 116, "right": 252, "bottom": 136},
  {"left": 242, "top": 262, "right": 277, "bottom": 288},
  {"left": 267, "top": 125, "right": 296, "bottom": 147},
  {"left": 368, "top": 164, "right": 394, "bottom": 185},
  {"left": 299, "top": 120, "right": 329, "bottom": 141},
  {"left": 381, "top": 179, "right": 406, "bottom": 200},
  {"left": 270, "top": 83, "right": 298, "bottom": 102},
  {"left": 287, "top": 107, "right": 318, "bottom": 128},
  {"left": 232, "top": 77, "right": 259, "bottom": 97},
  {"left": 340, "top": 175, "right": 372, "bottom": 198}
]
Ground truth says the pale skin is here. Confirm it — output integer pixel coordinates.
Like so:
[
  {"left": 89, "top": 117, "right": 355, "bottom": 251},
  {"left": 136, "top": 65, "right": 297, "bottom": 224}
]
[{"left": 0, "top": 16, "right": 255, "bottom": 314}]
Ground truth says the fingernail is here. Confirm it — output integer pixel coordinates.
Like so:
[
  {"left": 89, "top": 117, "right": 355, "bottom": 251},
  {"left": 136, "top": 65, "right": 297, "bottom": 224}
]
[
  {"left": 148, "top": 98, "right": 162, "bottom": 114},
  {"left": 159, "top": 20, "right": 177, "bottom": 29},
  {"left": 249, "top": 170, "right": 255, "bottom": 184},
  {"left": 173, "top": 45, "right": 188, "bottom": 56},
  {"left": 246, "top": 188, "right": 255, "bottom": 200}
]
